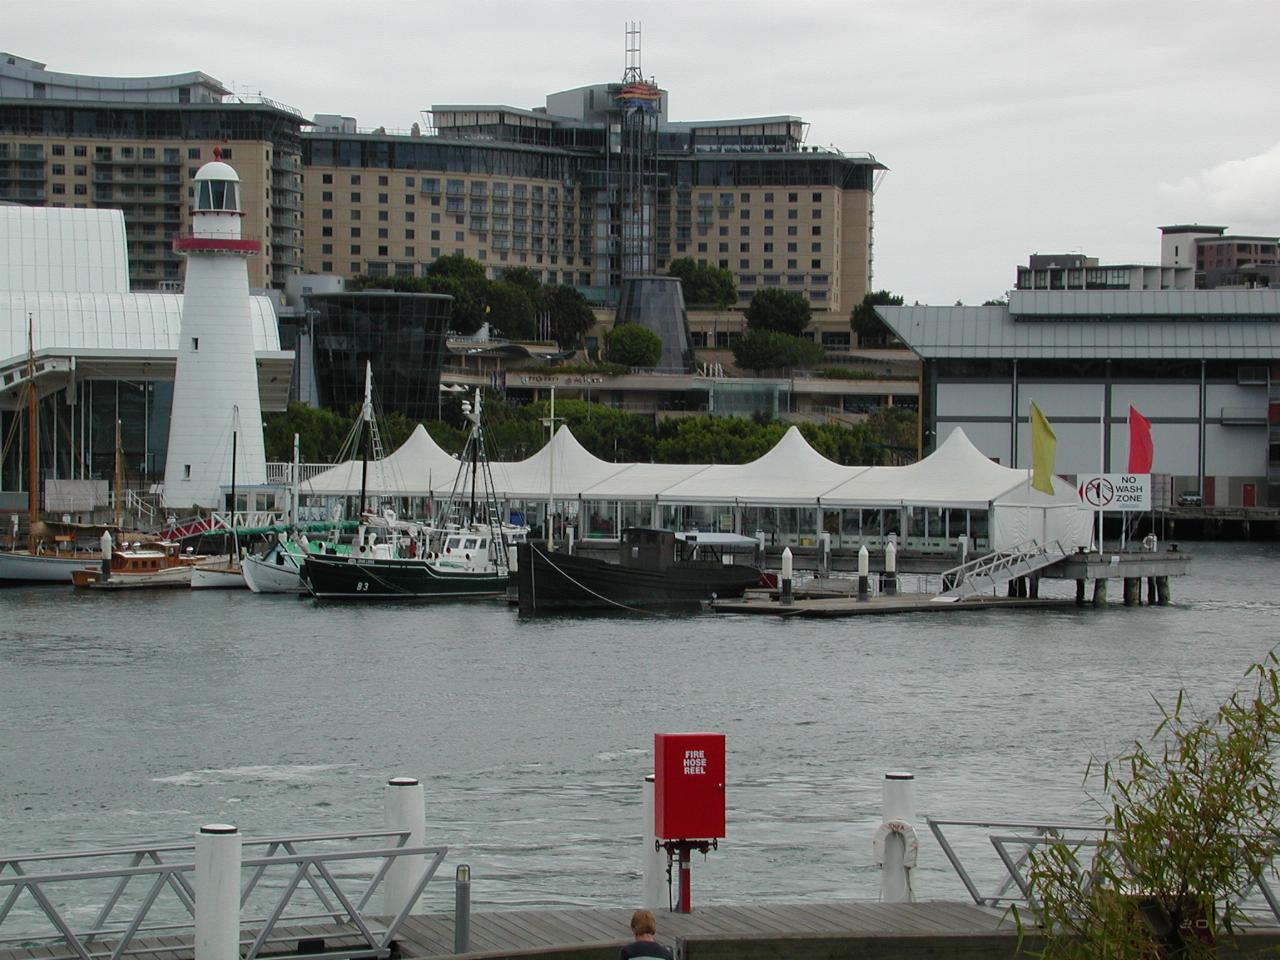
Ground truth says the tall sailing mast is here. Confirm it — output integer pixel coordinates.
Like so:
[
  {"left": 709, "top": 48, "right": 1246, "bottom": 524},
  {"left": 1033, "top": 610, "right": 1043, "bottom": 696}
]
[{"left": 26, "top": 314, "right": 37, "bottom": 553}]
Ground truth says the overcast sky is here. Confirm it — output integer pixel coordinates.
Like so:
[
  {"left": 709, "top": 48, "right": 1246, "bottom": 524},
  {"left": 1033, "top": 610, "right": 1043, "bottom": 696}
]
[{"left": 10, "top": 0, "right": 1280, "bottom": 305}]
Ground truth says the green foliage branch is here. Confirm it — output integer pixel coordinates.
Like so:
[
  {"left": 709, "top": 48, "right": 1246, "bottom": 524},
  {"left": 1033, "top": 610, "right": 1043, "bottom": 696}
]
[{"left": 1016, "top": 651, "right": 1280, "bottom": 960}]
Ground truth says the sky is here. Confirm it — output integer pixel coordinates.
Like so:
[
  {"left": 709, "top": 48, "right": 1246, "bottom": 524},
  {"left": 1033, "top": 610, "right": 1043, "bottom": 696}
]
[{"left": 8, "top": 0, "right": 1280, "bottom": 306}]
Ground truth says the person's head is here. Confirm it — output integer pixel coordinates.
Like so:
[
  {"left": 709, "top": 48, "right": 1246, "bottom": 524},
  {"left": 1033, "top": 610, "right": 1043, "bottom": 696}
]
[{"left": 630, "top": 909, "right": 657, "bottom": 937}]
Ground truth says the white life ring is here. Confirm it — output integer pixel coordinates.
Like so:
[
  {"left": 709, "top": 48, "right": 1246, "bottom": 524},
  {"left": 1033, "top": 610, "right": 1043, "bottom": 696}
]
[{"left": 872, "top": 818, "right": 919, "bottom": 869}]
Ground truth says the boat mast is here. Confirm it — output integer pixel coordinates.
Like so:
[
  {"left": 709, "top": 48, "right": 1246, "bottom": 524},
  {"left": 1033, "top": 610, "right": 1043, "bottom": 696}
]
[
  {"left": 468, "top": 390, "right": 480, "bottom": 525},
  {"left": 25, "top": 313, "right": 37, "bottom": 553},
  {"left": 230, "top": 405, "right": 240, "bottom": 560},
  {"left": 291, "top": 432, "right": 300, "bottom": 528},
  {"left": 544, "top": 387, "right": 559, "bottom": 549},
  {"left": 359, "top": 361, "right": 372, "bottom": 517},
  {"left": 113, "top": 419, "right": 123, "bottom": 531}
]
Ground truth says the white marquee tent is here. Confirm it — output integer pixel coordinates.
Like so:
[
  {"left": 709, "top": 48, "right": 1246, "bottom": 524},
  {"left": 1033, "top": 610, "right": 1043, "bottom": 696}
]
[{"left": 298, "top": 423, "right": 1093, "bottom": 551}]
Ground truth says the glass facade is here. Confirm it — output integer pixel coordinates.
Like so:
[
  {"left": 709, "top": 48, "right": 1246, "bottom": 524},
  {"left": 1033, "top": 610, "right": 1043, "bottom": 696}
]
[
  {"left": 306, "top": 291, "right": 451, "bottom": 420},
  {"left": 0, "top": 380, "right": 173, "bottom": 498}
]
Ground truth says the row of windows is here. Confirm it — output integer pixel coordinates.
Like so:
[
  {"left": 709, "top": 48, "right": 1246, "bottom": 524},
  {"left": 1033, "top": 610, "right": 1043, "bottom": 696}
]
[{"left": 43, "top": 143, "right": 229, "bottom": 162}]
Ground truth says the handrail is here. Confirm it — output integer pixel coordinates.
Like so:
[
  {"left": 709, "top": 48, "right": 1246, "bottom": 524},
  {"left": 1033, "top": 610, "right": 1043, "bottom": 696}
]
[
  {"left": 938, "top": 539, "right": 1065, "bottom": 596},
  {"left": 927, "top": 816, "right": 1280, "bottom": 926},
  {"left": 0, "top": 830, "right": 448, "bottom": 960}
]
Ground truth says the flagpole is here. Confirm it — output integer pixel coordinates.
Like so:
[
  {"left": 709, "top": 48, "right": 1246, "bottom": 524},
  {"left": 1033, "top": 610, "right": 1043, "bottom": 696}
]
[
  {"left": 1024, "top": 399, "right": 1032, "bottom": 546},
  {"left": 1098, "top": 393, "right": 1105, "bottom": 554}
]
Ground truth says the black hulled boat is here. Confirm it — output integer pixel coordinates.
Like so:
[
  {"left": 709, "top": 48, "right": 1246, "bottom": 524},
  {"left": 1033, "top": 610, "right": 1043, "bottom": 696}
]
[{"left": 516, "top": 528, "right": 763, "bottom": 614}]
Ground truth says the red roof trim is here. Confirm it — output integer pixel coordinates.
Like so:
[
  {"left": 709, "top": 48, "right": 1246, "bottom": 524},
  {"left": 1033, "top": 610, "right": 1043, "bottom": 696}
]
[{"left": 172, "top": 237, "right": 262, "bottom": 254}]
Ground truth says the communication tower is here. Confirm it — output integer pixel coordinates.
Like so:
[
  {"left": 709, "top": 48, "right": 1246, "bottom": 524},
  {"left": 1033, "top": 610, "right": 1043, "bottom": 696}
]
[{"left": 612, "top": 22, "right": 662, "bottom": 281}]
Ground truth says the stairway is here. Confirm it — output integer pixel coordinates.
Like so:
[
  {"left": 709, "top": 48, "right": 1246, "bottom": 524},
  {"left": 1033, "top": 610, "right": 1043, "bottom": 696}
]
[{"left": 935, "top": 540, "right": 1067, "bottom": 600}]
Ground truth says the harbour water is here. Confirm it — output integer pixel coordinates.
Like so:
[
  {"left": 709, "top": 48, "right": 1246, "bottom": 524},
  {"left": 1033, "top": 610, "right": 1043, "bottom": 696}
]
[{"left": 1, "top": 541, "right": 1278, "bottom": 915}]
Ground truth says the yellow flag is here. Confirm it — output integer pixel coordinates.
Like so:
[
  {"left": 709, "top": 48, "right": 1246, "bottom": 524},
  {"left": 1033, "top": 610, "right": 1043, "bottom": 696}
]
[{"left": 1030, "top": 401, "right": 1057, "bottom": 495}]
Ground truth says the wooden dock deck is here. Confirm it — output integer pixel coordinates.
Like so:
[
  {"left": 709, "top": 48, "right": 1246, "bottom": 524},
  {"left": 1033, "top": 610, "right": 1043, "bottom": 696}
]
[
  {"left": 5, "top": 901, "right": 1279, "bottom": 960},
  {"left": 0, "top": 901, "right": 1026, "bottom": 960},
  {"left": 710, "top": 593, "right": 1077, "bottom": 618}
]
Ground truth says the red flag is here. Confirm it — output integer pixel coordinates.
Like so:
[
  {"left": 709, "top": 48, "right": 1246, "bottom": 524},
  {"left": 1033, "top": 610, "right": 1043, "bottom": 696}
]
[{"left": 1128, "top": 405, "right": 1154, "bottom": 473}]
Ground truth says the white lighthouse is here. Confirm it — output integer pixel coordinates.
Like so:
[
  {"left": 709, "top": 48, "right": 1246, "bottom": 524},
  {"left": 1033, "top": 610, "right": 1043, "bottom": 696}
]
[{"left": 162, "top": 154, "right": 267, "bottom": 509}]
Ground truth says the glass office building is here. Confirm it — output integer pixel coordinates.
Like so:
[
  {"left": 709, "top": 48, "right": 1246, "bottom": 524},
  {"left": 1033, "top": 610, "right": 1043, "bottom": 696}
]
[{"left": 304, "top": 291, "right": 452, "bottom": 420}]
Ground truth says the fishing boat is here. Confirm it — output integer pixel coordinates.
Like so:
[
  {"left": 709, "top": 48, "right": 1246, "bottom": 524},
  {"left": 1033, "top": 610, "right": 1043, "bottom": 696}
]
[
  {"left": 70, "top": 539, "right": 201, "bottom": 590},
  {"left": 516, "top": 528, "right": 764, "bottom": 614},
  {"left": 300, "top": 387, "right": 514, "bottom": 601}
]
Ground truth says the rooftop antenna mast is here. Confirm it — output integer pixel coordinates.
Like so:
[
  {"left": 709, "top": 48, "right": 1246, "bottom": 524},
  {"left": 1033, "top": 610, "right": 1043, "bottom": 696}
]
[
  {"left": 616, "top": 21, "right": 660, "bottom": 281},
  {"left": 624, "top": 21, "right": 644, "bottom": 84}
]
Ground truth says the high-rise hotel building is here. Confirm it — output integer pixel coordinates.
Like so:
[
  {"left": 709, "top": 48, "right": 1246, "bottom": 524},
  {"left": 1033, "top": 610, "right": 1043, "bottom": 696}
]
[
  {"left": 1, "top": 54, "right": 883, "bottom": 325},
  {"left": 0, "top": 53, "right": 303, "bottom": 291},
  {"left": 303, "top": 86, "right": 884, "bottom": 325}
]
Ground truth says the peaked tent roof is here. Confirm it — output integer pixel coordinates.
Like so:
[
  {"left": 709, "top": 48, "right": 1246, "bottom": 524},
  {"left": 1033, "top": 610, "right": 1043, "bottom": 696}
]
[
  {"left": 819, "top": 428, "right": 1074, "bottom": 507},
  {"left": 488, "top": 426, "right": 631, "bottom": 499},
  {"left": 580, "top": 461, "right": 715, "bottom": 500},
  {"left": 303, "top": 424, "right": 461, "bottom": 496},
  {"left": 657, "top": 426, "right": 867, "bottom": 505}
]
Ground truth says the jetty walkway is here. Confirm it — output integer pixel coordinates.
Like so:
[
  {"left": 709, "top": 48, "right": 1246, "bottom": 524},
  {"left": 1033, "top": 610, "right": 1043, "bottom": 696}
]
[{"left": 6, "top": 901, "right": 1280, "bottom": 960}]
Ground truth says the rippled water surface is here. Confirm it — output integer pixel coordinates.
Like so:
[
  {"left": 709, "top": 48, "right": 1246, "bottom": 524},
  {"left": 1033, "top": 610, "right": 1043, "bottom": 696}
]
[{"left": 2, "top": 541, "right": 1278, "bottom": 910}]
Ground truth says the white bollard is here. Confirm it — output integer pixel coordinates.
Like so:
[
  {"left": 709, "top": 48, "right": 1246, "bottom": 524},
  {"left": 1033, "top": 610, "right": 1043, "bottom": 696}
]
[
  {"left": 857, "top": 544, "right": 870, "bottom": 600},
  {"left": 642, "top": 775, "right": 665, "bottom": 910},
  {"left": 194, "top": 824, "right": 241, "bottom": 960},
  {"left": 877, "top": 772, "right": 917, "bottom": 903},
  {"left": 884, "top": 539, "right": 898, "bottom": 596},
  {"left": 780, "top": 547, "right": 794, "bottom": 606},
  {"left": 383, "top": 776, "right": 427, "bottom": 917},
  {"left": 819, "top": 531, "right": 831, "bottom": 577},
  {"left": 566, "top": 525, "right": 575, "bottom": 555}
]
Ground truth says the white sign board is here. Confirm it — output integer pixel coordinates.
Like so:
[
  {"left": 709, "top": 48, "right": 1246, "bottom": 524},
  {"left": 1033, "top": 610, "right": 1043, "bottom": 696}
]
[{"left": 1076, "top": 474, "right": 1151, "bottom": 511}]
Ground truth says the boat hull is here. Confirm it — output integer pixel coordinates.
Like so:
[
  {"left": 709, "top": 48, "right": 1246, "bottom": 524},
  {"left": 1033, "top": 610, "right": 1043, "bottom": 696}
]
[
  {"left": 191, "top": 563, "right": 246, "bottom": 590},
  {"left": 71, "top": 565, "right": 194, "bottom": 590},
  {"left": 242, "top": 550, "right": 304, "bottom": 594},
  {"left": 301, "top": 553, "right": 508, "bottom": 600},
  {"left": 516, "top": 542, "right": 762, "bottom": 613},
  {"left": 0, "top": 551, "right": 99, "bottom": 584}
]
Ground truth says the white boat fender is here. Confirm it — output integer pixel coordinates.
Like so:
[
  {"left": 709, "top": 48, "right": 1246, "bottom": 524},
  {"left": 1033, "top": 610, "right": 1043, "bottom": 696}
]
[{"left": 872, "top": 819, "right": 919, "bottom": 869}]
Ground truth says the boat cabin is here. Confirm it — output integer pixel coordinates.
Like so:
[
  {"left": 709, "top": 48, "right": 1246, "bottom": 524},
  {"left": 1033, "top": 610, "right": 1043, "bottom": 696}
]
[{"left": 617, "top": 528, "right": 762, "bottom": 571}]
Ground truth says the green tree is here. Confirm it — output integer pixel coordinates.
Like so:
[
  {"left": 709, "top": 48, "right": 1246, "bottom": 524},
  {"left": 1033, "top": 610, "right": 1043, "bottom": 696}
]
[
  {"left": 796, "top": 421, "right": 879, "bottom": 465},
  {"left": 655, "top": 416, "right": 788, "bottom": 464},
  {"left": 485, "top": 281, "right": 536, "bottom": 340},
  {"left": 731, "top": 328, "right": 824, "bottom": 374},
  {"left": 541, "top": 284, "right": 596, "bottom": 349},
  {"left": 851, "top": 290, "right": 905, "bottom": 347},
  {"left": 499, "top": 266, "right": 543, "bottom": 296},
  {"left": 1018, "top": 651, "right": 1280, "bottom": 960},
  {"left": 263, "top": 403, "right": 354, "bottom": 462},
  {"left": 605, "top": 323, "right": 663, "bottom": 368},
  {"left": 426, "top": 253, "right": 490, "bottom": 334},
  {"left": 745, "top": 287, "right": 811, "bottom": 337},
  {"left": 667, "top": 257, "right": 737, "bottom": 309}
]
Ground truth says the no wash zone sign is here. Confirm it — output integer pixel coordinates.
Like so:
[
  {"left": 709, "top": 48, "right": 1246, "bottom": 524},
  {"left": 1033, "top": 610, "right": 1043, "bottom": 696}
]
[{"left": 1077, "top": 474, "right": 1151, "bottom": 511}]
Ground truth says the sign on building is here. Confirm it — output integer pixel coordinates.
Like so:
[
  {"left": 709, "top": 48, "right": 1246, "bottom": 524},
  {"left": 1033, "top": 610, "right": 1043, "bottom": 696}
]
[{"left": 1076, "top": 474, "right": 1151, "bottom": 511}]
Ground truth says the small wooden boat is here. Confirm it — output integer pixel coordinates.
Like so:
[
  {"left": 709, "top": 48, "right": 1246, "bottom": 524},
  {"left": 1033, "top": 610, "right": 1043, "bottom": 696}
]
[
  {"left": 71, "top": 540, "right": 200, "bottom": 590},
  {"left": 191, "top": 556, "right": 246, "bottom": 590}
]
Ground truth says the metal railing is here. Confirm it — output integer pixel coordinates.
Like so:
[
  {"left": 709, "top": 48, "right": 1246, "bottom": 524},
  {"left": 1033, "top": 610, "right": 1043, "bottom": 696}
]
[
  {"left": 937, "top": 539, "right": 1066, "bottom": 598},
  {"left": 0, "top": 829, "right": 447, "bottom": 960},
  {"left": 928, "top": 817, "right": 1280, "bottom": 925}
]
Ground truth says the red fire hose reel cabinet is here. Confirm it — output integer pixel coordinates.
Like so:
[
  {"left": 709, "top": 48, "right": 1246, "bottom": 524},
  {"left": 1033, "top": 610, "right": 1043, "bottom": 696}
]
[{"left": 654, "top": 732, "right": 726, "bottom": 840}]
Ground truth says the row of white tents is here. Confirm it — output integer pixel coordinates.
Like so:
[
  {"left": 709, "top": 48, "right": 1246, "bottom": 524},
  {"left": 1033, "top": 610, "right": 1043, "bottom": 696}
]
[{"left": 300, "top": 424, "right": 1094, "bottom": 552}]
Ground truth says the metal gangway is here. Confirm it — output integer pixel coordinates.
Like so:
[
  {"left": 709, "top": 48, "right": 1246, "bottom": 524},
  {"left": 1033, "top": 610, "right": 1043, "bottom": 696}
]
[
  {"left": 0, "top": 829, "right": 448, "bottom": 960},
  {"left": 934, "top": 539, "right": 1066, "bottom": 600},
  {"left": 927, "top": 817, "right": 1280, "bottom": 926}
]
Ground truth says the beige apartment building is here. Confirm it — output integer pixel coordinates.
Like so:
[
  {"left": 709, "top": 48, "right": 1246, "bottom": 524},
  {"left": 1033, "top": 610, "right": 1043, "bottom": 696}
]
[
  {"left": 2, "top": 56, "right": 882, "bottom": 356},
  {"left": 0, "top": 53, "right": 303, "bottom": 290},
  {"left": 301, "top": 88, "right": 882, "bottom": 352}
]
